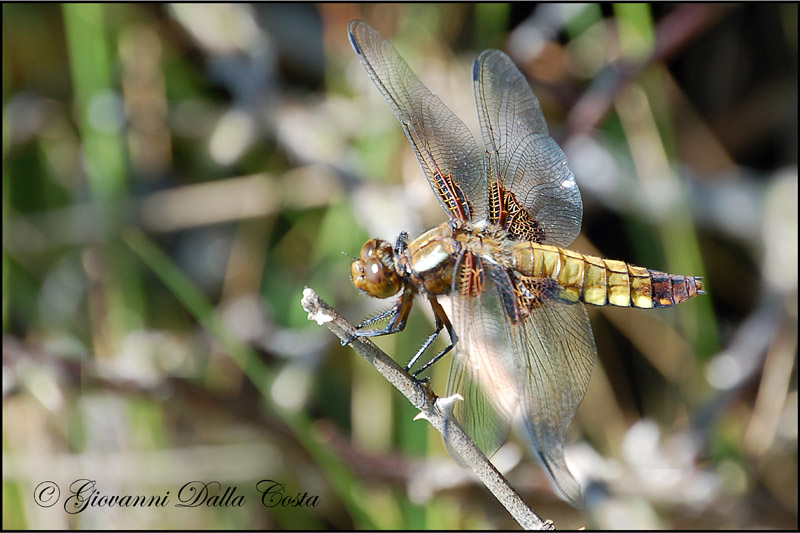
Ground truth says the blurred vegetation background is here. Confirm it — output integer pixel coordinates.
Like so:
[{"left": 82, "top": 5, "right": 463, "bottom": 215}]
[{"left": 3, "top": 3, "right": 797, "bottom": 530}]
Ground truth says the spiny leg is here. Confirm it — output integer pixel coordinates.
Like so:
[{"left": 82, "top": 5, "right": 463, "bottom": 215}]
[
  {"left": 354, "top": 307, "right": 396, "bottom": 329},
  {"left": 405, "top": 249, "right": 465, "bottom": 376},
  {"left": 394, "top": 231, "right": 409, "bottom": 255},
  {"left": 345, "top": 291, "right": 455, "bottom": 379},
  {"left": 343, "top": 288, "right": 414, "bottom": 346},
  {"left": 407, "top": 297, "right": 457, "bottom": 377},
  {"left": 405, "top": 326, "right": 441, "bottom": 372}
]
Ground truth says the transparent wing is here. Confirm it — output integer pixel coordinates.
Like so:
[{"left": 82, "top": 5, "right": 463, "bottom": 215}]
[
  {"left": 444, "top": 288, "right": 518, "bottom": 458},
  {"left": 474, "top": 49, "right": 583, "bottom": 246},
  {"left": 446, "top": 260, "right": 596, "bottom": 507},
  {"left": 349, "top": 20, "right": 486, "bottom": 221},
  {"left": 512, "top": 286, "right": 596, "bottom": 507}
]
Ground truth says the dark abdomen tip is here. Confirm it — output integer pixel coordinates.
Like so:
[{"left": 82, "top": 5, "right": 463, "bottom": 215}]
[{"left": 651, "top": 271, "right": 704, "bottom": 307}]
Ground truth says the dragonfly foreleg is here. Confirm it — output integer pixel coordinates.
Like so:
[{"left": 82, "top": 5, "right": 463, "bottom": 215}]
[
  {"left": 393, "top": 232, "right": 412, "bottom": 276},
  {"left": 394, "top": 231, "right": 409, "bottom": 254},
  {"left": 354, "top": 307, "right": 396, "bottom": 329},
  {"left": 343, "top": 288, "right": 414, "bottom": 346}
]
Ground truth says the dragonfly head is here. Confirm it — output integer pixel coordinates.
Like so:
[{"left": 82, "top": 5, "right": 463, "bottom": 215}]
[{"left": 351, "top": 239, "right": 402, "bottom": 299}]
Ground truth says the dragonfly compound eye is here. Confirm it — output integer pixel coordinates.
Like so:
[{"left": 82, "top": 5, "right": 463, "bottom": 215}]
[
  {"left": 366, "top": 256, "right": 402, "bottom": 298},
  {"left": 350, "top": 252, "right": 401, "bottom": 298},
  {"left": 360, "top": 238, "right": 393, "bottom": 259}
]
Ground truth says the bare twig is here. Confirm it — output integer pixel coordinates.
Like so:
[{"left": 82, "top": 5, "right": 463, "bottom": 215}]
[{"left": 301, "top": 287, "right": 553, "bottom": 530}]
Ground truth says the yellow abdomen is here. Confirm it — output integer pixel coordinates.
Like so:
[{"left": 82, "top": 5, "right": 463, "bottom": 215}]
[{"left": 512, "top": 242, "right": 703, "bottom": 308}]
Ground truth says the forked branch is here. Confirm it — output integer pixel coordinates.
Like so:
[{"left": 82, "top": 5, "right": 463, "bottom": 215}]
[{"left": 301, "top": 287, "right": 553, "bottom": 530}]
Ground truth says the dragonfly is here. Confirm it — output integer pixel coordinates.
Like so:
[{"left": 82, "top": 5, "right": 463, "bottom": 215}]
[{"left": 346, "top": 20, "right": 703, "bottom": 507}]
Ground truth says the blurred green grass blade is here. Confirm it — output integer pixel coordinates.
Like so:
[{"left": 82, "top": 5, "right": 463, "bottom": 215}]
[
  {"left": 565, "top": 3, "right": 603, "bottom": 39},
  {"left": 62, "top": 3, "right": 126, "bottom": 200},
  {"left": 2, "top": 162, "right": 9, "bottom": 331},
  {"left": 613, "top": 3, "right": 655, "bottom": 62},
  {"left": 2, "top": 41, "right": 9, "bottom": 329},
  {"left": 641, "top": 69, "right": 720, "bottom": 357},
  {"left": 63, "top": 4, "right": 145, "bottom": 339},
  {"left": 123, "top": 227, "right": 377, "bottom": 528},
  {"left": 2, "top": 478, "right": 26, "bottom": 529},
  {"left": 475, "top": 3, "right": 511, "bottom": 50},
  {"left": 617, "top": 69, "right": 720, "bottom": 359}
]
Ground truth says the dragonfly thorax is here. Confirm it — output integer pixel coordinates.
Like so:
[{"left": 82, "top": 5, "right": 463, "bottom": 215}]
[{"left": 405, "top": 221, "right": 513, "bottom": 296}]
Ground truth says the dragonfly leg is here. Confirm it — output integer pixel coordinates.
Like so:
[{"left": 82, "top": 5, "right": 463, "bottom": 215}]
[
  {"left": 354, "top": 307, "right": 396, "bottom": 329},
  {"left": 410, "top": 340, "right": 454, "bottom": 378},
  {"left": 393, "top": 232, "right": 412, "bottom": 276},
  {"left": 405, "top": 327, "right": 442, "bottom": 371},
  {"left": 394, "top": 231, "right": 409, "bottom": 254},
  {"left": 343, "top": 289, "right": 414, "bottom": 346},
  {"left": 411, "top": 336, "right": 457, "bottom": 378},
  {"left": 408, "top": 297, "right": 457, "bottom": 377}
]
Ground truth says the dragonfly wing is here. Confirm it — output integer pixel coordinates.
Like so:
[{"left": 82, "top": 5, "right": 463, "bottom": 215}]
[
  {"left": 474, "top": 49, "right": 583, "bottom": 246},
  {"left": 511, "top": 283, "right": 596, "bottom": 507},
  {"left": 447, "top": 259, "right": 596, "bottom": 507},
  {"left": 349, "top": 20, "right": 486, "bottom": 221},
  {"left": 444, "top": 287, "right": 518, "bottom": 459}
]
